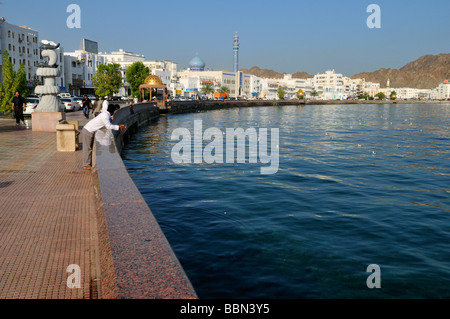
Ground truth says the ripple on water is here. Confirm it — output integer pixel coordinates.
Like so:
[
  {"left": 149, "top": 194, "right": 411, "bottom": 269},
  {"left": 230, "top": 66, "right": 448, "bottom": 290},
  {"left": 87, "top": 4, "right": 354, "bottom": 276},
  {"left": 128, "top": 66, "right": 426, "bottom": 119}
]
[{"left": 122, "top": 104, "right": 450, "bottom": 298}]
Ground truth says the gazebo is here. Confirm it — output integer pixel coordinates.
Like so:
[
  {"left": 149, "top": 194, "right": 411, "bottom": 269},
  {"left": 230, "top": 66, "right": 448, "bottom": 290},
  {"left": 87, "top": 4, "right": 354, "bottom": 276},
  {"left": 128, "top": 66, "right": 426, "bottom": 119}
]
[{"left": 139, "top": 75, "right": 167, "bottom": 109}]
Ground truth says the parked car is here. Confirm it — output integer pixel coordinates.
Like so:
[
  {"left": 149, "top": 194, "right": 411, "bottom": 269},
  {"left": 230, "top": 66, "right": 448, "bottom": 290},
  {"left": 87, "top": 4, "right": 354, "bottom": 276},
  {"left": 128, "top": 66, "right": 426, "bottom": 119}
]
[
  {"left": 23, "top": 97, "right": 41, "bottom": 116},
  {"left": 58, "top": 92, "right": 71, "bottom": 99},
  {"left": 61, "top": 97, "right": 79, "bottom": 112},
  {"left": 72, "top": 96, "right": 85, "bottom": 109}
]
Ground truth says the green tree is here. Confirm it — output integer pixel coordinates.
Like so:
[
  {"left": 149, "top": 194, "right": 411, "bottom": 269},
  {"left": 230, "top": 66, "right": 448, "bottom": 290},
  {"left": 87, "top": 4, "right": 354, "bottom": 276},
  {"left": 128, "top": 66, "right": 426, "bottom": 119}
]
[
  {"left": 310, "top": 90, "right": 319, "bottom": 99},
  {"left": 277, "top": 87, "right": 285, "bottom": 99},
  {"left": 0, "top": 51, "right": 19, "bottom": 115},
  {"left": 201, "top": 83, "right": 214, "bottom": 97},
  {"left": 125, "top": 61, "right": 150, "bottom": 98},
  {"left": 359, "top": 92, "right": 370, "bottom": 100},
  {"left": 92, "top": 63, "right": 122, "bottom": 97},
  {"left": 390, "top": 91, "right": 397, "bottom": 100},
  {"left": 14, "top": 63, "right": 29, "bottom": 98},
  {"left": 219, "top": 86, "right": 230, "bottom": 94},
  {"left": 375, "top": 92, "right": 386, "bottom": 100}
]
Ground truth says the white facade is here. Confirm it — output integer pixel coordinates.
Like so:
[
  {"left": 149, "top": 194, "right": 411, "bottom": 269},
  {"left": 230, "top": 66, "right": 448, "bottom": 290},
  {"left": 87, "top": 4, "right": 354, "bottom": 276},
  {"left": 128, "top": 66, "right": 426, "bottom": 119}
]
[
  {"left": 0, "top": 18, "right": 40, "bottom": 86},
  {"left": 437, "top": 81, "right": 450, "bottom": 99},
  {"left": 64, "top": 49, "right": 106, "bottom": 96},
  {"left": 99, "top": 49, "right": 178, "bottom": 96},
  {"left": 260, "top": 79, "right": 279, "bottom": 100},
  {"left": 176, "top": 69, "right": 251, "bottom": 98},
  {"left": 313, "top": 70, "right": 345, "bottom": 100}
]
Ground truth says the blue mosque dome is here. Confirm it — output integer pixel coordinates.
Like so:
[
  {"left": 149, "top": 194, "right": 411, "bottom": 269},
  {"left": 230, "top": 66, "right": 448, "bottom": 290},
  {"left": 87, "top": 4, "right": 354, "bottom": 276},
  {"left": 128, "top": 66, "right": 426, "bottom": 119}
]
[{"left": 189, "top": 54, "right": 205, "bottom": 71}]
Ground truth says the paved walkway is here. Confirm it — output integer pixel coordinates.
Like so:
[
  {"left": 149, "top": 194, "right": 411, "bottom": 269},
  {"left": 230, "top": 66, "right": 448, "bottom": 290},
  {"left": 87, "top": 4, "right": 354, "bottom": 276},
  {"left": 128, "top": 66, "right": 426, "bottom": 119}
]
[{"left": 0, "top": 112, "right": 99, "bottom": 299}]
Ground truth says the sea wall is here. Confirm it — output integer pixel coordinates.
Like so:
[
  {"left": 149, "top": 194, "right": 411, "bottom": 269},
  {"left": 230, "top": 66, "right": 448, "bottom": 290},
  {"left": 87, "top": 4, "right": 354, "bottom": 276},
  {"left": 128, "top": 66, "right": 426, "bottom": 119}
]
[
  {"left": 90, "top": 98, "right": 448, "bottom": 298},
  {"left": 92, "top": 102, "right": 197, "bottom": 299},
  {"left": 168, "top": 98, "right": 449, "bottom": 114}
]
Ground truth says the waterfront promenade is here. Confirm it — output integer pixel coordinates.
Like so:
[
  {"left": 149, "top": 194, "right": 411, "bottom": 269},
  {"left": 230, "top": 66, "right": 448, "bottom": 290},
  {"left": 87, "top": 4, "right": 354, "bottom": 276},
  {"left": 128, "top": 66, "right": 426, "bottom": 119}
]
[
  {"left": 0, "top": 112, "right": 96, "bottom": 298},
  {"left": 0, "top": 105, "right": 197, "bottom": 299}
]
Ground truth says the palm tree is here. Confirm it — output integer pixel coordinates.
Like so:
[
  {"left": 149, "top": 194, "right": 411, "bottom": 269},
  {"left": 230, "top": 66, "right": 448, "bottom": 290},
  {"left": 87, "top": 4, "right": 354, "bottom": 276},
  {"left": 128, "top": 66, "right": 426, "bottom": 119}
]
[
  {"left": 219, "top": 86, "right": 230, "bottom": 94},
  {"left": 390, "top": 91, "right": 397, "bottom": 100},
  {"left": 311, "top": 90, "right": 319, "bottom": 99},
  {"left": 201, "top": 83, "right": 214, "bottom": 99}
]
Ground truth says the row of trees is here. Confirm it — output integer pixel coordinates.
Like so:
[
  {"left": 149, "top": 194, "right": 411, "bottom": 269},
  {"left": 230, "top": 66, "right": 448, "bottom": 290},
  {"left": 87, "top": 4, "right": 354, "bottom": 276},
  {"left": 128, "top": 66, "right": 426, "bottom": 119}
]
[
  {"left": 199, "top": 83, "right": 230, "bottom": 97},
  {"left": 93, "top": 61, "right": 233, "bottom": 99},
  {"left": 92, "top": 61, "right": 151, "bottom": 98},
  {"left": 360, "top": 91, "right": 397, "bottom": 100},
  {"left": 0, "top": 51, "right": 29, "bottom": 115}
]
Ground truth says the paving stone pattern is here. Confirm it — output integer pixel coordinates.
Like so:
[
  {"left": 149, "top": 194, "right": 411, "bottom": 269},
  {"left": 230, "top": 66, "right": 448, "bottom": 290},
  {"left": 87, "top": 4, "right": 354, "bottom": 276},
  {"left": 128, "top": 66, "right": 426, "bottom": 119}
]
[{"left": 0, "top": 115, "right": 97, "bottom": 299}]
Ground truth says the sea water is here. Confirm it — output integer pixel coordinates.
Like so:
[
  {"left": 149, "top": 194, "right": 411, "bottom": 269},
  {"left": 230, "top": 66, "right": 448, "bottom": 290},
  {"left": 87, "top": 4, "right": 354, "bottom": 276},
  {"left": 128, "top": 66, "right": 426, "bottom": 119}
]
[{"left": 122, "top": 103, "right": 450, "bottom": 298}]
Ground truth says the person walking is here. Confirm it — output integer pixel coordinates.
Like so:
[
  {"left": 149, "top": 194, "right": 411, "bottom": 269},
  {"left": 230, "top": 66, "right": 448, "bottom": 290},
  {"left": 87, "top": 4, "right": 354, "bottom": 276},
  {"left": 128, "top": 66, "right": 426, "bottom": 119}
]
[
  {"left": 92, "top": 95, "right": 103, "bottom": 117},
  {"left": 11, "top": 90, "right": 26, "bottom": 126},
  {"left": 101, "top": 96, "right": 110, "bottom": 112},
  {"left": 81, "top": 103, "right": 126, "bottom": 170},
  {"left": 81, "top": 95, "right": 92, "bottom": 119}
]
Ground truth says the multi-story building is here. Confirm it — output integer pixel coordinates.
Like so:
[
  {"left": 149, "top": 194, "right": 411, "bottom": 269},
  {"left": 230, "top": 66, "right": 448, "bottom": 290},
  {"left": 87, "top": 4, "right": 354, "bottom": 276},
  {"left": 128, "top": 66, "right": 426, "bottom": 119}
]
[
  {"left": 64, "top": 39, "right": 106, "bottom": 96},
  {"left": 437, "top": 79, "right": 450, "bottom": 100},
  {"left": 343, "top": 77, "right": 365, "bottom": 99},
  {"left": 99, "top": 49, "right": 178, "bottom": 96},
  {"left": 0, "top": 17, "right": 40, "bottom": 87},
  {"left": 260, "top": 79, "right": 279, "bottom": 100},
  {"left": 313, "top": 70, "right": 345, "bottom": 100},
  {"left": 176, "top": 54, "right": 252, "bottom": 98}
]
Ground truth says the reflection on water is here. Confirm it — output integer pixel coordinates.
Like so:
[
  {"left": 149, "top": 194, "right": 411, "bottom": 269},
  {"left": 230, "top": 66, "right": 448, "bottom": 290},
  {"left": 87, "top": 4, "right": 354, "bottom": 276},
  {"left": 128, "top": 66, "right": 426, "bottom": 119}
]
[{"left": 122, "top": 104, "right": 450, "bottom": 298}]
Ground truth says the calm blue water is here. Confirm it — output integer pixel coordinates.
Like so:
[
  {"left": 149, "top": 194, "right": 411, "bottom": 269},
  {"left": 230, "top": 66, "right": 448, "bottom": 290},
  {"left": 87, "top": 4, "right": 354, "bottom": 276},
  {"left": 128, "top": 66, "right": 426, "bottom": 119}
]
[{"left": 121, "top": 104, "right": 450, "bottom": 298}]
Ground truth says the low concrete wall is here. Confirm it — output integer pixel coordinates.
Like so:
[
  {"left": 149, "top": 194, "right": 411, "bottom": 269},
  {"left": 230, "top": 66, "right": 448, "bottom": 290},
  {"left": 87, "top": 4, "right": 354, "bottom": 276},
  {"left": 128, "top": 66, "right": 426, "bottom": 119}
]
[
  {"left": 92, "top": 102, "right": 197, "bottom": 299},
  {"left": 169, "top": 99, "right": 306, "bottom": 114}
]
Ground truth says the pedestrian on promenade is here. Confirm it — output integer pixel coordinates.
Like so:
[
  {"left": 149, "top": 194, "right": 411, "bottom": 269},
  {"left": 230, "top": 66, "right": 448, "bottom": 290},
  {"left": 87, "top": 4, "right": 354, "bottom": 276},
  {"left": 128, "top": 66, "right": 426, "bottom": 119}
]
[
  {"left": 11, "top": 90, "right": 26, "bottom": 126},
  {"left": 81, "top": 103, "right": 126, "bottom": 170},
  {"left": 81, "top": 95, "right": 92, "bottom": 119},
  {"left": 101, "top": 96, "right": 110, "bottom": 112},
  {"left": 92, "top": 95, "right": 102, "bottom": 117}
]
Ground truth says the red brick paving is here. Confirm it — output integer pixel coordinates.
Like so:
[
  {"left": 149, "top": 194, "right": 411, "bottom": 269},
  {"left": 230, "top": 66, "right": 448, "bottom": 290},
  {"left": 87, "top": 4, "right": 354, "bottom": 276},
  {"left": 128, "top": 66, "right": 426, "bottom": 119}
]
[{"left": 0, "top": 113, "right": 98, "bottom": 299}]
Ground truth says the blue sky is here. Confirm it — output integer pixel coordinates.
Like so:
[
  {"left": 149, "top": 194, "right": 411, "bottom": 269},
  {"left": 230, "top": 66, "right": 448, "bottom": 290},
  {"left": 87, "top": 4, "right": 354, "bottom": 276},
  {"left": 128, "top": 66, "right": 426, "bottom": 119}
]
[{"left": 1, "top": 0, "right": 449, "bottom": 76}]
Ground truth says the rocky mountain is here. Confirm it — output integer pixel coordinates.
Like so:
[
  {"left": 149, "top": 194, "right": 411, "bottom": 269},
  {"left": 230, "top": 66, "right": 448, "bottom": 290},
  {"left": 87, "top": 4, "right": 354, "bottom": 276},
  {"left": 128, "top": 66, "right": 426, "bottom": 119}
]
[
  {"left": 351, "top": 53, "right": 450, "bottom": 89},
  {"left": 241, "top": 53, "right": 450, "bottom": 89},
  {"left": 239, "top": 66, "right": 313, "bottom": 79}
]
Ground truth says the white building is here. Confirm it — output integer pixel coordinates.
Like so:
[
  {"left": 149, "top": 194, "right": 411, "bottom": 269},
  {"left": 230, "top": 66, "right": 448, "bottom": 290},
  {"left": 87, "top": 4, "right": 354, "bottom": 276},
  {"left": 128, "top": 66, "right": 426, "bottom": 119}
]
[
  {"left": 177, "top": 69, "right": 250, "bottom": 98},
  {"left": 343, "top": 77, "right": 365, "bottom": 99},
  {"left": 260, "top": 79, "right": 279, "bottom": 100},
  {"left": 437, "top": 80, "right": 450, "bottom": 100},
  {"left": 64, "top": 39, "right": 106, "bottom": 96},
  {"left": 313, "top": 70, "right": 345, "bottom": 100},
  {"left": 249, "top": 75, "right": 262, "bottom": 99},
  {"left": 176, "top": 54, "right": 253, "bottom": 98},
  {"left": 0, "top": 17, "right": 40, "bottom": 87},
  {"left": 99, "top": 49, "right": 178, "bottom": 97}
]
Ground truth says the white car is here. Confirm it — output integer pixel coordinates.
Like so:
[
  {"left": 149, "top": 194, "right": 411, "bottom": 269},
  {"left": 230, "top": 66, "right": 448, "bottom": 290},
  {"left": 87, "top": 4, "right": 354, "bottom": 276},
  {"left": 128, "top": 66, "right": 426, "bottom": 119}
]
[
  {"left": 73, "top": 96, "right": 84, "bottom": 109},
  {"left": 61, "top": 97, "right": 79, "bottom": 111},
  {"left": 24, "top": 97, "right": 41, "bottom": 115}
]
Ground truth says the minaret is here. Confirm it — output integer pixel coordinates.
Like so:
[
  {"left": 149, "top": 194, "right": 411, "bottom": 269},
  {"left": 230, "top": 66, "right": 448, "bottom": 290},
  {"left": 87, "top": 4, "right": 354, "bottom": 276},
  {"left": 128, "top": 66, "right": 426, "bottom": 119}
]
[
  {"left": 233, "top": 32, "right": 239, "bottom": 73},
  {"left": 387, "top": 77, "right": 390, "bottom": 89}
]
